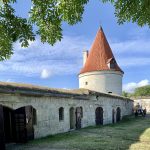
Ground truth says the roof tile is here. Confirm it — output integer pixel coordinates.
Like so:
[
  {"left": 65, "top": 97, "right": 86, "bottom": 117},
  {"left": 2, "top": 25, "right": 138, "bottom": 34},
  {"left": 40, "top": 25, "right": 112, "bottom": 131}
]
[{"left": 80, "top": 27, "right": 123, "bottom": 74}]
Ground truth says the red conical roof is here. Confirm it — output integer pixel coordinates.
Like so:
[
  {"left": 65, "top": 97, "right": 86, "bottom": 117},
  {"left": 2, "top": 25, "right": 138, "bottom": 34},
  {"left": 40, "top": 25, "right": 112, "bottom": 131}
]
[{"left": 80, "top": 27, "right": 123, "bottom": 74}]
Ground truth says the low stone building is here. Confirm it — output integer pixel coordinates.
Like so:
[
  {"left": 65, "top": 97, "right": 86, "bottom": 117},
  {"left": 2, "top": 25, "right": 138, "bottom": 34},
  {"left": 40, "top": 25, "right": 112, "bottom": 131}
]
[
  {"left": 0, "top": 83, "right": 133, "bottom": 142},
  {"left": 0, "top": 27, "right": 133, "bottom": 149}
]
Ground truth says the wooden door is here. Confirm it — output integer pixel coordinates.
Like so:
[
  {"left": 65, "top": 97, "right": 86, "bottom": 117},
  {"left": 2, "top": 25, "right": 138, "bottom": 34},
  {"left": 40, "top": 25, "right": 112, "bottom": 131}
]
[
  {"left": 25, "top": 106, "right": 34, "bottom": 140},
  {"left": 3, "top": 107, "right": 14, "bottom": 143},
  {"left": 116, "top": 107, "right": 121, "bottom": 122},
  {"left": 95, "top": 107, "right": 103, "bottom": 125},
  {"left": 70, "top": 107, "right": 75, "bottom": 129},
  {"left": 75, "top": 107, "right": 82, "bottom": 129},
  {"left": 14, "top": 107, "right": 27, "bottom": 143},
  {"left": 0, "top": 105, "right": 5, "bottom": 150},
  {"left": 14, "top": 106, "right": 34, "bottom": 143},
  {"left": 112, "top": 109, "right": 115, "bottom": 124}
]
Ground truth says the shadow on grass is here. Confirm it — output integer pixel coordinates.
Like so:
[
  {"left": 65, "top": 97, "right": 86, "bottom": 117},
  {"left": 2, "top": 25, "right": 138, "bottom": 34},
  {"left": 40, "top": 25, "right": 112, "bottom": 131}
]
[
  {"left": 6, "top": 115, "right": 150, "bottom": 150},
  {"left": 30, "top": 131, "right": 80, "bottom": 144}
]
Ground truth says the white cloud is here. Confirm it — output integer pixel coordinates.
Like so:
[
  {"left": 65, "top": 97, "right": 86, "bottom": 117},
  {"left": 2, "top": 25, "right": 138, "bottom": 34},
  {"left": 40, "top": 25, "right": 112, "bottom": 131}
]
[
  {"left": 0, "top": 29, "right": 150, "bottom": 80},
  {"left": 41, "top": 69, "right": 50, "bottom": 79},
  {"left": 0, "top": 35, "right": 91, "bottom": 78},
  {"left": 111, "top": 39, "right": 150, "bottom": 54},
  {"left": 117, "top": 57, "right": 150, "bottom": 67},
  {"left": 138, "top": 80, "right": 149, "bottom": 87},
  {"left": 6, "top": 79, "right": 13, "bottom": 82},
  {"left": 123, "top": 79, "right": 149, "bottom": 93},
  {"left": 110, "top": 38, "right": 150, "bottom": 67}
]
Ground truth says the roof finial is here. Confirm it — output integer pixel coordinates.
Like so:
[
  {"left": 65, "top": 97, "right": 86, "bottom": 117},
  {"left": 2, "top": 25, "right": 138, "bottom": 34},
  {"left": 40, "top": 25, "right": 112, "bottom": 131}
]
[
  {"left": 100, "top": 26, "right": 103, "bottom": 31},
  {"left": 99, "top": 21, "right": 103, "bottom": 31}
]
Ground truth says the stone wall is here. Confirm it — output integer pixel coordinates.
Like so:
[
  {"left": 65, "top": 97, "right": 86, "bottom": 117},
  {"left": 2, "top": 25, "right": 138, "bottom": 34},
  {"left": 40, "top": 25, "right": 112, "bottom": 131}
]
[
  {"left": 0, "top": 94, "right": 133, "bottom": 138},
  {"left": 0, "top": 82, "right": 133, "bottom": 139}
]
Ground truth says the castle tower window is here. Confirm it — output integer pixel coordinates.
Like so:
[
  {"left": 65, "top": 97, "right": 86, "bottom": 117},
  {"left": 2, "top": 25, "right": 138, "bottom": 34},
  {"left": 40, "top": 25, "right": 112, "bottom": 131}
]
[
  {"left": 107, "top": 58, "right": 116, "bottom": 69},
  {"left": 59, "top": 107, "right": 64, "bottom": 121},
  {"left": 110, "top": 62, "right": 115, "bottom": 69},
  {"left": 85, "top": 82, "right": 88, "bottom": 85}
]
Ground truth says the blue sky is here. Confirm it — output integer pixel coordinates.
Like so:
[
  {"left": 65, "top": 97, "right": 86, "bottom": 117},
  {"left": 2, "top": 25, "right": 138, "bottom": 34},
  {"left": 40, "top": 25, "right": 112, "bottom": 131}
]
[{"left": 0, "top": 0, "right": 150, "bottom": 92}]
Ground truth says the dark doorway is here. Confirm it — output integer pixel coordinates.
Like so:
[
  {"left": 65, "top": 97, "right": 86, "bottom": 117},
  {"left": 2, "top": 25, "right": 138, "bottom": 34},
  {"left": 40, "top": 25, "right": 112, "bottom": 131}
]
[
  {"left": 116, "top": 107, "right": 121, "bottom": 122},
  {"left": 70, "top": 107, "right": 75, "bottom": 129},
  {"left": 14, "top": 106, "right": 35, "bottom": 143},
  {"left": 95, "top": 107, "right": 103, "bottom": 125},
  {"left": 0, "top": 105, "right": 36, "bottom": 149},
  {"left": 0, "top": 105, "right": 15, "bottom": 150},
  {"left": 80, "top": 107, "right": 83, "bottom": 118},
  {"left": 3, "top": 106, "right": 14, "bottom": 143},
  {"left": 75, "top": 107, "right": 82, "bottom": 129},
  {"left": 112, "top": 109, "right": 115, "bottom": 124},
  {"left": 0, "top": 105, "right": 5, "bottom": 150}
]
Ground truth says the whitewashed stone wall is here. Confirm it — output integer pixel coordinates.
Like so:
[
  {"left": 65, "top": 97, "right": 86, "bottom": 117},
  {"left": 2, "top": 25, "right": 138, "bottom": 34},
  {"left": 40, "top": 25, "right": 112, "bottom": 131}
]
[
  {"left": 79, "top": 71, "right": 123, "bottom": 95},
  {"left": 0, "top": 92, "right": 133, "bottom": 139}
]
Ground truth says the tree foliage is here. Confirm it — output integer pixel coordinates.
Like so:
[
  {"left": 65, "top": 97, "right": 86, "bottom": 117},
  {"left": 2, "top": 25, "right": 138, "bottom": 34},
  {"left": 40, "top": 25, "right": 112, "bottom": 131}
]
[
  {"left": 123, "top": 85, "right": 150, "bottom": 98},
  {"left": 134, "top": 85, "right": 150, "bottom": 97},
  {"left": 122, "top": 91, "right": 129, "bottom": 98},
  {"left": 0, "top": 0, "right": 150, "bottom": 60},
  {"left": 103, "top": 0, "right": 150, "bottom": 26}
]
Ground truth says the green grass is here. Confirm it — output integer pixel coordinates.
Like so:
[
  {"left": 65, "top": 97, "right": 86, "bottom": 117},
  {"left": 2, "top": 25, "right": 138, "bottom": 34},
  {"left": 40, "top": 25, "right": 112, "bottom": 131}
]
[{"left": 7, "top": 115, "right": 150, "bottom": 150}]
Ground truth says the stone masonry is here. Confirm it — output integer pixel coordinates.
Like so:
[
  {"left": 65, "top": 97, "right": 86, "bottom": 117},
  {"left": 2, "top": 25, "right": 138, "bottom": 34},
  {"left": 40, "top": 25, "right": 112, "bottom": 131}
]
[{"left": 0, "top": 82, "right": 133, "bottom": 139}]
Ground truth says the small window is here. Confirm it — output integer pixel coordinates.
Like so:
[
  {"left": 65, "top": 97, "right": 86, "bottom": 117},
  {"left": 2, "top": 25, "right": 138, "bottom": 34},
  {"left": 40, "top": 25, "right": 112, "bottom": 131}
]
[
  {"left": 108, "top": 92, "right": 112, "bottom": 94},
  {"left": 59, "top": 107, "right": 64, "bottom": 121},
  {"left": 85, "top": 82, "right": 88, "bottom": 85},
  {"left": 107, "top": 58, "right": 116, "bottom": 69},
  {"left": 110, "top": 63, "right": 115, "bottom": 69},
  {"left": 96, "top": 95, "right": 99, "bottom": 100}
]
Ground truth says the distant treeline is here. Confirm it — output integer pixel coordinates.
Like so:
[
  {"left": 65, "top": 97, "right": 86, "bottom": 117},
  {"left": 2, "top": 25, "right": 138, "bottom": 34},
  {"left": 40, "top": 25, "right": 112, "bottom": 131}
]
[{"left": 122, "top": 85, "right": 150, "bottom": 98}]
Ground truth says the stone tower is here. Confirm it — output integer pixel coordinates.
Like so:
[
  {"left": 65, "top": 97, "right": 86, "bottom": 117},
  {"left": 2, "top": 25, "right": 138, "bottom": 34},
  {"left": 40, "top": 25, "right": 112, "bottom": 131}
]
[{"left": 79, "top": 27, "right": 124, "bottom": 95}]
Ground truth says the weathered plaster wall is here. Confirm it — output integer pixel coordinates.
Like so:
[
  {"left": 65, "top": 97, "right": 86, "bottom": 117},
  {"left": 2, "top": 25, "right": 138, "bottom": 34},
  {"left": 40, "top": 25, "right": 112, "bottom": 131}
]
[
  {"left": 79, "top": 71, "right": 123, "bottom": 95},
  {"left": 0, "top": 92, "right": 133, "bottom": 139}
]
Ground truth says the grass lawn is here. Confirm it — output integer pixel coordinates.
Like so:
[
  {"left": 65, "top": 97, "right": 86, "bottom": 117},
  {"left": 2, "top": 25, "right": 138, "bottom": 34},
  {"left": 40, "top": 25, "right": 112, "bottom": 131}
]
[{"left": 7, "top": 115, "right": 150, "bottom": 150}]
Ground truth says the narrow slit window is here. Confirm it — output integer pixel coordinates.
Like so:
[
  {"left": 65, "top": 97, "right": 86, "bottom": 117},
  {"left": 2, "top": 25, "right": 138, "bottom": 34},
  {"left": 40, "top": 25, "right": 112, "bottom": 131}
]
[
  {"left": 33, "top": 108, "right": 37, "bottom": 125},
  {"left": 59, "top": 107, "right": 64, "bottom": 121}
]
